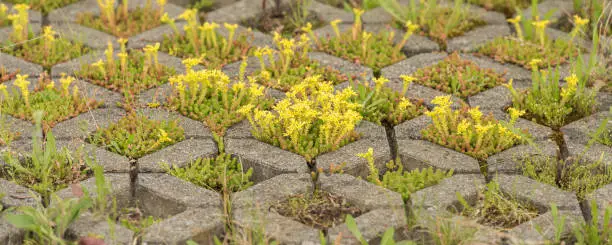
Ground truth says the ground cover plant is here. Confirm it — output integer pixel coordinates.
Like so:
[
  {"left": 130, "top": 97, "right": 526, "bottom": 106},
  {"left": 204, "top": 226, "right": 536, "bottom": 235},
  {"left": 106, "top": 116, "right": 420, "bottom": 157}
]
[
  {"left": 592, "top": 107, "right": 611, "bottom": 146},
  {"left": 359, "top": 147, "right": 453, "bottom": 202},
  {"left": 504, "top": 60, "right": 600, "bottom": 129},
  {"left": 162, "top": 153, "right": 254, "bottom": 193},
  {"left": 88, "top": 112, "right": 185, "bottom": 159},
  {"left": 75, "top": 41, "right": 176, "bottom": 98},
  {"left": 76, "top": 0, "right": 166, "bottom": 37},
  {"left": 421, "top": 95, "right": 527, "bottom": 162},
  {"left": 0, "top": 4, "right": 10, "bottom": 27},
  {"left": 164, "top": 59, "right": 274, "bottom": 138},
  {"left": 0, "top": 74, "right": 101, "bottom": 131},
  {"left": 160, "top": 10, "right": 253, "bottom": 69},
  {"left": 0, "top": 111, "right": 92, "bottom": 202},
  {"left": 306, "top": 8, "right": 417, "bottom": 74},
  {"left": 238, "top": 75, "right": 363, "bottom": 162},
  {"left": 348, "top": 76, "right": 427, "bottom": 126},
  {"left": 2, "top": 6, "right": 90, "bottom": 69},
  {"left": 0, "top": 115, "right": 20, "bottom": 146},
  {"left": 4, "top": 0, "right": 79, "bottom": 13},
  {"left": 455, "top": 180, "right": 540, "bottom": 228},
  {"left": 243, "top": 0, "right": 323, "bottom": 37},
  {"left": 271, "top": 190, "right": 363, "bottom": 229},
  {"left": 379, "top": 0, "right": 486, "bottom": 48},
  {"left": 411, "top": 52, "right": 507, "bottom": 99},
  {"left": 249, "top": 34, "right": 349, "bottom": 92},
  {"left": 119, "top": 207, "right": 161, "bottom": 238},
  {"left": 477, "top": 1, "right": 586, "bottom": 70}
]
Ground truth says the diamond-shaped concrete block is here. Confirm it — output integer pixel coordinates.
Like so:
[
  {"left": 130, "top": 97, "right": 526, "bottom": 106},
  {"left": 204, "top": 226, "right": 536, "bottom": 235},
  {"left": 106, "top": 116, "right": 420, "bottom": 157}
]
[
  {"left": 226, "top": 119, "right": 390, "bottom": 183},
  {"left": 0, "top": 53, "right": 43, "bottom": 78},
  {"left": 561, "top": 111, "right": 612, "bottom": 164}
]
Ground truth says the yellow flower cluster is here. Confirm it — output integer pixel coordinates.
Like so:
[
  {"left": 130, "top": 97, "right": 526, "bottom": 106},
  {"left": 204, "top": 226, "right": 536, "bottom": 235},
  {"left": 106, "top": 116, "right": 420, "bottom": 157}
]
[
  {"left": 239, "top": 76, "right": 363, "bottom": 160},
  {"left": 8, "top": 4, "right": 29, "bottom": 43},
  {"left": 254, "top": 34, "right": 311, "bottom": 79},
  {"left": 422, "top": 95, "right": 525, "bottom": 160}
]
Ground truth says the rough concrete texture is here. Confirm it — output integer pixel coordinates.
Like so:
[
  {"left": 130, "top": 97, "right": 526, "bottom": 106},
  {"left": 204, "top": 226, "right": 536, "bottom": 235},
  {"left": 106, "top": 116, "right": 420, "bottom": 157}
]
[
  {"left": 397, "top": 139, "right": 482, "bottom": 174},
  {"left": 232, "top": 173, "right": 320, "bottom": 244},
  {"left": 141, "top": 207, "right": 225, "bottom": 244},
  {"left": 447, "top": 25, "right": 510, "bottom": 53},
  {"left": 138, "top": 138, "right": 218, "bottom": 172},
  {"left": 587, "top": 182, "right": 612, "bottom": 226},
  {"left": 57, "top": 139, "right": 132, "bottom": 173},
  {"left": 411, "top": 174, "right": 485, "bottom": 211},
  {"left": 486, "top": 140, "right": 559, "bottom": 174},
  {"left": 52, "top": 107, "right": 127, "bottom": 140},
  {"left": 0, "top": 53, "right": 43, "bottom": 78}
]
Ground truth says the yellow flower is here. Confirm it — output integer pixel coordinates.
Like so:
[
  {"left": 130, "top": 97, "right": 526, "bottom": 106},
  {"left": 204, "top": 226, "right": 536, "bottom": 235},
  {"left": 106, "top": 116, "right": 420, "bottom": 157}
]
[
  {"left": 532, "top": 19, "right": 550, "bottom": 29},
  {"left": 573, "top": 15, "right": 589, "bottom": 26},
  {"left": 231, "top": 82, "right": 245, "bottom": 93},
  {"left": 0, "top": 84, "right": 8, "bottom": 98},
  {"left": 361, "top": 31, "right": 372, "bottom": 41},
  {"left": 60, "top": 75, "right": 75, "bottom": 93},
  {"left": 508, "top": 107, "right": 525, "bottom": 122},
  {"left": 373, "top": 76, "right": 388, "bottom": 88},
  {"left": 301, "top": 22, "right": 313, "bottom": 33},
  {"left": 13, "top": 4, "right": 29, "bottom": 11},
  {"left": 352, "top": 8, "right": 365, "bottom": 17},
  {"left": 475, "top": 124, "right": 493, "bottom": 134},
  {"left": 224, "top": 23, "right": 238, "bottom": 32},
  {"left": 457, "top": 119, "right": 470, "bottom": 135},
  {"left": 565, "top": 73, "right": 579, "bottom": 88},
  {"left": 468, "top": 107, "right": 482, "bottom": 122},
  {"left": 161, "top": 13, "right": 173, "bottom": 23},
  {"left": 330, "top": 19, "right": 342, "bottom": 27},
  {"left": 507, "top": 15, "right": 521, "bottom": 24},
  {"left": 248, "top": 85, "right": 265, "bottom": 98},
  {"left": 404, "top": 21, "right": 419, "bottom": 34},
  {"left": 431, "top": 95, "right": 452, "bottom": 108},
  {"left": 182, "top": 57, "right": 201, "bottom": 72},
  {"left": 42, "top": 26, "right": 56, "bottom": 41},
  {"left": 356, "top": 147, "right": 374, "bottom": 162},
  {"left": 157, "top": 129, "right": 172, "bottom": 143},
  {"left": 528, "top": 59, "right": 542, "bottom": 68},
  {"left": 398, "top": 97, "right": 413, "bottom": 110}
]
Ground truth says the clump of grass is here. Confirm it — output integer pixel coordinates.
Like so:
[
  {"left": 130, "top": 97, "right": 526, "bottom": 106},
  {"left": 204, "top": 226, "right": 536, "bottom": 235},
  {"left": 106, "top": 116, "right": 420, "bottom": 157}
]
[
  {"left": 241, "top": 0, "right": 323, "bottom": 37},
  {"left": 0, "top": 74, "right": 101, "bottom": 131},
  {"left": 467, "top": 0, "right": 533, "bottom": 17},
  {"left": 88, "top": 112, "right": 185, "bottom": 159},
  {"left": 238, "top": 75, "right": 363, "bottom": 162},
  {"left": 271, "top": 190, "right": 363, "bottom": 229},
  {"left": 380, "top": 0, "right": 486, "bottom": 48},
  {"left": 4, "top": 0, "right": 80, "bottom": 13},
  {"left": 521, "top": 156, "right": 612, "bottom": 200},
  {"left": 76, "top": 0, "right": 166, "bottom": 37},
  {"left": 250, "top": 34, "right": 348, "bottom": 92},
  {"left": 3, "top": 7, "right": 89, "bottom": 69},
  {"left": 0, "top": 111, "right": 92, "bottom": 200},
  {"left": 348, "top": 76, "right": 427, "bottom": 126},
  {"left": 75, "top": 40, "right": 175, "bottom": 96},
  {"left": 505, "top": 61, "right": 599, "bottom": 129},
  {"left": 162, "top": 153, "right": 254, "bottom": 193},
  {"left": 160, "top": 10, "right": 253, "bottom": 69},
  {"left": 0, "top": 66, "right": 18, "bottom": 83},
  {"left": 304, "top": 8, "right": 417, "bottom": 74},
  {"left": 412, "top": 52, "right": 507, "bottom": 99},
  {"left": 421, "top": 95, "right": 527, "bottom": 161},
  {"left": 455, "top": 180, "right": 540, "bottom": 228},
  {"left": 164, "top": 59, "right": 274, "bottom": 137},
  {"left": 359, "top": 147, "right": 453, "bottom": 202},
  {"left": 477, "top": 5, "right": 586, "bottom": 70}
]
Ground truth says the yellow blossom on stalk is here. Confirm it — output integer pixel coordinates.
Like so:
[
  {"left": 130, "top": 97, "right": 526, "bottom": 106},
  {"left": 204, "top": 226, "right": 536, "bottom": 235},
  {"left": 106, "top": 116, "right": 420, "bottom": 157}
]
[
  {"left": 118, "top": 52, "right": 128, "bottom": 72},
  {"left": 161, "top": 13, "right": 178, "bottom": 34},
  {"left": 532, "top": 20, "right": 550, "bottom": 46},
  {"left": 0, "top": 4, "right": 7, "bottom": 14},
  {"left": 400, "top": 75, "right": 415, "bottom": 95},
  {"left": 92, "top": 59, "right": 106, "bottom": 75},
  {"left": 232, "top": 82, "right": 245, "bottom": 93},
  {"left": 457, "top": 119, "right": 470, "bottom": 135},
  {"left": 248, "top": 84, "right": 265, "bottom": 98},
  {"left": 356, "top": 147, "right": 374, "bottom": 163},
  {"left": 508, "top": 107, "right": 525, "bottom": 123},
  {"left": 573, "top": 15, "right": 589, "bottom": 27},
  {"left": 398, "top": 97, "right": 413, "bottom": 110},
  {"left": 529, "top": 59, "right": 542, "bottom": 70},
  {"left": 45, "top": 82, "right": 54, "bottom": 90},
  {"left": 14, "top": 74, "right": 30, "bottom": 107},
  {"left": 352, "top": 8, "right": 365, "bottom": 40},
  {"left": 405, "top": 21, "right": 419, "bottom": 34},
  {"left": 60, "top": 75, "right": 75, "bottom": 95},
  {"left": 157, "top": 129, "right": 172, "bottom": 143},
  {"left": 468, "top": 107, "right": 482, "bottom": 123},
  {"left": 42, "top": 26, "right": 56, "bottom": 42},
  {"left": 570, "top": 15, "right": 589, "bottom": 41},
  {"left": 118, "top": 38, "right": 128, "bottom": 53},
  {"left": 373, "top": 76, "right": 388, "bottom": 92},
  {"left": 507, "top": 15, "right": 523, "bottom": 40},
  {"left": 431, "top": 95, "right": 452, "bottom": 108},
  {"left": 224, "top": 23, "right": 239, "bottom": 54},
  {"left": 475, "top": 123, "right": 493, "bottom": 134},
  {"left": 330, "top": 19, "right": 342, "bottom": 38},
  {"left": 182, "top": 57, "right": 201, "bottom": 72}
]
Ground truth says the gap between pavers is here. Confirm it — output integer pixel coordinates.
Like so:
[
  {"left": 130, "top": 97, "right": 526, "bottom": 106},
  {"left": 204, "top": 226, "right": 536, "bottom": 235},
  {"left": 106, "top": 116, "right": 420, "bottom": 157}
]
[
  {"left": 586, "top": 182, "right": 612, "bottom": 227},
  {"left": 0, "top": 53, "right": 43, "bottom": 78},
  {"left": 232, "top": 173, "right": 406, "bottom": 244},
  {"left": 410, "top": 174, "right": 583, "bottom": 243},
  {"left": 561, "top": 111, "right": 612, "bottom": 165},
  {"left": 225, "top": 118, "right": 390, "bottom": 183}
]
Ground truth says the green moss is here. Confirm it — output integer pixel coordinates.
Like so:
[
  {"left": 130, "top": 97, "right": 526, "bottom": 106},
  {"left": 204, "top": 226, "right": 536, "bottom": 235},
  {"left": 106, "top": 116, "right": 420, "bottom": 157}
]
[
  {"left": 163, "top": 153, "right": 254, "bottom": 193},
  {"left": 477, "top": 37, "right": 578, "bottom": 70},
  {"left": 75, "top": 51, "right": 176, "bottom": 95},
  {"left": 2, "top": 33, "right": 90, "bottom": 69},
  {"left": 88, "top": 113, "right": 185, "bottom": 159},
  {"left": 412, "top": 52, "right": 506, "bottom": 99},
  {"left": 4, "top": 0, "right": 80, "bottom": 13}
]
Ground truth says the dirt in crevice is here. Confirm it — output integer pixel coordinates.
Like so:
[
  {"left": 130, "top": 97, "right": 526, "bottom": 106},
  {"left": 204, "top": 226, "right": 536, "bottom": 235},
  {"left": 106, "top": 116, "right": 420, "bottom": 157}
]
[{"left": 383, "top": 121, "right": 398, "bottom": 162}]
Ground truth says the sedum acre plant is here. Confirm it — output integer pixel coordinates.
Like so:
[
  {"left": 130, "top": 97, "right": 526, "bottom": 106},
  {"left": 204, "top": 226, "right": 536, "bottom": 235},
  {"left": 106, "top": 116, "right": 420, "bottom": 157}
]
[
  {"left": 421, "top": 95, "right": 526, "bottom": 161},
  {"left": 88, "top": 113, "right": 185, "bottom": 159},
  {"left": 239, "top": 75, "right": 363, "bottom": 162},
  {"left": 477, "top": 4, "right": 587, "bottom": 70},
  {"left": 161, "top": 10, "right": 252, "bottom": 69},
  {"left": 0, "top": 74, "right": 101, "bottom": 131},
  {"left": 505, "top": 60, "right": 599, "bottom": 128},
  {"left": 5, "top": 0, "right": 79, "bottom": 13},
  {"left": 165, "top": 58, "right": 274, "bottom": 138},
  {"left": 0, "top": 4, "right": 9, "bottom": 26},
  {"left": 75, "top": 40, "right": 175, "bottom": 96},
  {"left": 250, "top": 34, "right": 348, "bottom": 92},
  {"left": 349, "top": 76, "right": 427, "bottom": 126},
  {"left": 359, "top": 147, "right": 453, "bottom": 202},
  {"left": 76, "top": 0, "right": 166, "bottom": 37},
  {"left": 305, "top": 8, "right": 417, "bottom": 74},
  {"left": 412, "top": 52, "right": 507, "bottom": 99},
  {"left": 162, "top": 153, "right": 254, "bottom": 193},
  {"left": 3, "top": 6, "right": 89, "bottom": 68}
]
